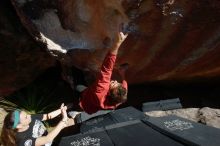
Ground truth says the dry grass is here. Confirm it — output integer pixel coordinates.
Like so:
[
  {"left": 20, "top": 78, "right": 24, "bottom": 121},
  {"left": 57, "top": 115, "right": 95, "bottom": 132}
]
[{"left": 0, "top": 108, "right": 7, "bottom": 146}]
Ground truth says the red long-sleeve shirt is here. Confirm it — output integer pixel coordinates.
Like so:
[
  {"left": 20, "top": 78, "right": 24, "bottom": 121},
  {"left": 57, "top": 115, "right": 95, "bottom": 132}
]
[{"left": 79, "top": 52, "right": 127, "bottom": 114}]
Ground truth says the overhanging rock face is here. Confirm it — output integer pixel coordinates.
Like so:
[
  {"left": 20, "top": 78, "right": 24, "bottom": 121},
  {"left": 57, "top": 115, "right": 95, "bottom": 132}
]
[
  {"left": 0, "top": 0, "right": 56, "bottom": 96},
  {"left": 0, "top": 0, "right": 220, "bottom": 96},
  {"left": 12, "top": 0, "right": 128, "bottom": 65}
]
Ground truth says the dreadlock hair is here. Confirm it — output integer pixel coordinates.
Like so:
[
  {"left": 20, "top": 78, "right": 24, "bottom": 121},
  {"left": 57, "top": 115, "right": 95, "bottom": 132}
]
[
  {"left": 109, "top": 84, "right": 127, "bottom": 104},
  {"left": 1, "top": 111, "right": 18, "bottom": 146}
]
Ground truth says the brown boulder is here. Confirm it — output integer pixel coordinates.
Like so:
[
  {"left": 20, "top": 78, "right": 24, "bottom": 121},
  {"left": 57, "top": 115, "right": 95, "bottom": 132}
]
[{"left": 0, "top": 0, "right": 220, "bottom": 96}]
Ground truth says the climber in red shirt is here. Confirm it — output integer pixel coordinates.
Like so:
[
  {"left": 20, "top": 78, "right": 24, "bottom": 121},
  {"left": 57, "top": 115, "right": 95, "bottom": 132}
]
[{"left": 76, "top": 32, "right": 128, "bottom": 114}]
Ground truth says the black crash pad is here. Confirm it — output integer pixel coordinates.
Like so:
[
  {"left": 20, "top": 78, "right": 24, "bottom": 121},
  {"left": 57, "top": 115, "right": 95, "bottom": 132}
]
[
  {"left": 59, "top": 120, "right": 185, "bottom": 146},
  {"left": 142, "top": 115, "right": 220, "bottom": 146},
  {"left": 106, "top": 120, "right": 185, "bottom": 146},
  {"left": 80, "top": 113, "right": 118, "bottom": 133},
  {"left": 76, "top": 110, "right": 112, "bottom": 124},
  {"left": 58, "top": 130, "right": 114, "bottom": 146},
  {"left": 109, "top": 106, "right": 146, "bottom": 122},
  {"left": 142, "top": 98, "right": 182, "bottom": 112},
  {"left": 80, "top": 106, "right": 146, "bottom": 133}
]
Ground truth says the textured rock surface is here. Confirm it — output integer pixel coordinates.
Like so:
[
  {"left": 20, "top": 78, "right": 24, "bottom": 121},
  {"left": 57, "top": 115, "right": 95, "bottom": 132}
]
[
  {"left": 145, "top": 108, "right": 200, "bottom": 122},
  {"left": 198, "top": 107, "right": 220, "bottom": 128},
  {"left": 145, "top": 107, "right": 220, "bottom": 129},
  {"left": 0, "top": 0, "right": 220, "bottom": 96},
  {"left": 0, "top": 0, "right": 55, "bottom": 96}
]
